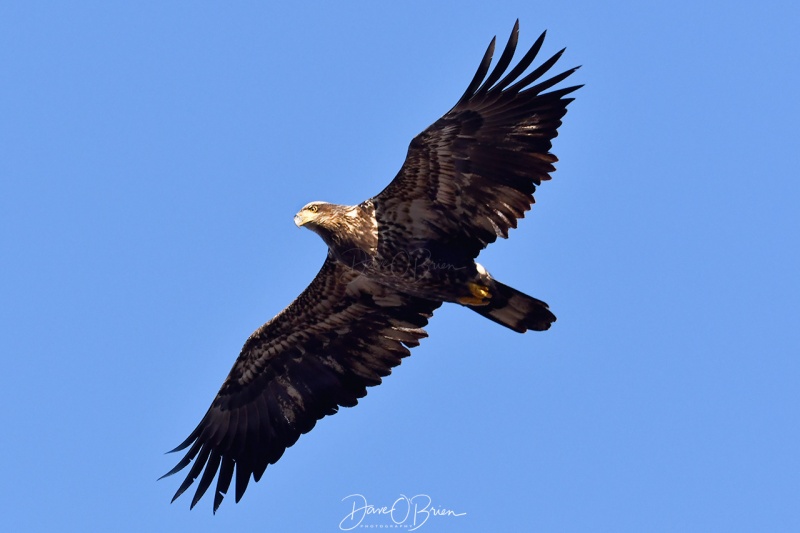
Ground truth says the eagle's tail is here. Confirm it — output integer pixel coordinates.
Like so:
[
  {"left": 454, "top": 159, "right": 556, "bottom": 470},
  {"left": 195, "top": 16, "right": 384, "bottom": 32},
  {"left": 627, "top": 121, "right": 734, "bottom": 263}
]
[{"left": 467, "top": 280, "right": 556, "bottom": 333}]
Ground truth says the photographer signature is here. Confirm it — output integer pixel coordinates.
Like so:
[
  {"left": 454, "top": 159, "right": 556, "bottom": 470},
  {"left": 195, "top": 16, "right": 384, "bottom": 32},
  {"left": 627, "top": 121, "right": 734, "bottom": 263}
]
[{"left": 339, "top": 493, "right": 466, "bottom": 531}]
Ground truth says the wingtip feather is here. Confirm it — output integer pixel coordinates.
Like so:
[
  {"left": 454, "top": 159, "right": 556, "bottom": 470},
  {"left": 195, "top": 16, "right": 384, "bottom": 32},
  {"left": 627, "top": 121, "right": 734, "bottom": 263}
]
[{"left": 455, "top": 36, "right": 496, "bottom": 107}]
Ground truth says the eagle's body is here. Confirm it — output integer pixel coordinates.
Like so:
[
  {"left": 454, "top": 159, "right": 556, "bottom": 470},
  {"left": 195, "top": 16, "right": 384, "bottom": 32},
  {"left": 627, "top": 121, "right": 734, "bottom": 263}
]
[
  {"left": 296, "top": 200, "right": 480, "bottom": 303},
  {"left": 163, "top": 21, "right": 580, "bottom": 512},
  {"left": 295, "top": 199, "right": 554, "bottom": 329}
]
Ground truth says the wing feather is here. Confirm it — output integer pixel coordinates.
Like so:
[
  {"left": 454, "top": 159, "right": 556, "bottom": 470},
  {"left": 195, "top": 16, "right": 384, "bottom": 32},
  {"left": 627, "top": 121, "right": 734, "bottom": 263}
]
[
  {"left": 214, "top": 456, "right": 235, "bottom": 510},
  {"left": 473, "top": 20, "right": 520, "bottom": 100},
  {"left": 454, "top": 38, "right": 496, "bottom": 108},
  {"left": 163, "top": 256, "right": 440, "bottom": 512},
  {"left": 374, "top": 24, "right": 581, "bottom": 259}
]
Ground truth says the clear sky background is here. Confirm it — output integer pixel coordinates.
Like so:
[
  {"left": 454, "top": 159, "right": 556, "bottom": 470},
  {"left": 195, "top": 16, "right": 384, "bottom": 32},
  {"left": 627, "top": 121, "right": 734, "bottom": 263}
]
[{"left": 2, "top": 2, "right": 798, "bottom": 532}]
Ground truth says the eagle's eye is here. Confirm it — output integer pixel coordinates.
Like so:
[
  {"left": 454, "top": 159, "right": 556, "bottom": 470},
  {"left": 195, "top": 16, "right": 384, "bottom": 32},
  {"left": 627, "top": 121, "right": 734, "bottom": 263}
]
[{"left": 308, "top": 205, "right": 318, "bottom": 213}]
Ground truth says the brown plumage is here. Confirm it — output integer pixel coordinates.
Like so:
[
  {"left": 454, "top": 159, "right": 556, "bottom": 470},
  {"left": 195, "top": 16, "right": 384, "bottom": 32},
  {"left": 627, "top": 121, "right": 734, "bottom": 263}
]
[{"left": 162, "top": 20, "right": 580, "bottom": 512}]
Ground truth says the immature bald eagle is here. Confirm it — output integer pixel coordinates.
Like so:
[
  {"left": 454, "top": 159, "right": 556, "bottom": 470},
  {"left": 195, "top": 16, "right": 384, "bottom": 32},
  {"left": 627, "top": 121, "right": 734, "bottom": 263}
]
[{"left": 163, "top": 21, "right": 580, "bottom": 512}]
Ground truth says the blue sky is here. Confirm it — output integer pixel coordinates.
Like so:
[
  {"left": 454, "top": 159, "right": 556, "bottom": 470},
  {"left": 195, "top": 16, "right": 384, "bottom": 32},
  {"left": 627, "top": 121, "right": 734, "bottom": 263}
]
[{"left": 2, "top": 1, "right": 799, "bottom": 531}]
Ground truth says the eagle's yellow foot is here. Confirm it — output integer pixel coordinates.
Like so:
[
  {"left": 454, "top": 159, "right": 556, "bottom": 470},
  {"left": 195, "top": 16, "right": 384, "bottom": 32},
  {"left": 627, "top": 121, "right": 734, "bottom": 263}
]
[{"left": 457, "top": 282, "right": 492, "bottom": 306}]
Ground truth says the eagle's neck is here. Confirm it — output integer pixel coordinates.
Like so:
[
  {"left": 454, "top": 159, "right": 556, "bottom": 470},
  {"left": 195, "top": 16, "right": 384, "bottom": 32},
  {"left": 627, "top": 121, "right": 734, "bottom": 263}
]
[{"left": 314, "top": 202, "right": 377, "bottom": 270}]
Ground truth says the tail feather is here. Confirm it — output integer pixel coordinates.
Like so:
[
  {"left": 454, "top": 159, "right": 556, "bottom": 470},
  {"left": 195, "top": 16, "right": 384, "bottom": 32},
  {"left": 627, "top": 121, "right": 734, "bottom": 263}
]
[{"left": 467, "top": 280, "right": 556, "bottom": 333}]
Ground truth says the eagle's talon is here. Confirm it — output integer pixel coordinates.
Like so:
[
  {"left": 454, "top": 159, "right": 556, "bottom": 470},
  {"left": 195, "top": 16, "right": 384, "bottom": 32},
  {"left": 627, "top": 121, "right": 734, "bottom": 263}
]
[{"left": 458, "top": 282, "right": 491, "bottom": 306}]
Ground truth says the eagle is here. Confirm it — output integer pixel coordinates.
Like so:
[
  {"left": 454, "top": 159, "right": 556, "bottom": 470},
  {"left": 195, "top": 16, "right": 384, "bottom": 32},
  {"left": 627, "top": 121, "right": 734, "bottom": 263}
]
[{"left": 162, "top": 21, "right": 580, "bottom": 512}]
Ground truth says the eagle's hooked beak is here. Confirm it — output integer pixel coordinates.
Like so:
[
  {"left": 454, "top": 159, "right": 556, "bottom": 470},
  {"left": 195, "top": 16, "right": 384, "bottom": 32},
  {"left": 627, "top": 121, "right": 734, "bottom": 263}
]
[{"left": 294, "top": 210, "right": 313, "bottom": 228}]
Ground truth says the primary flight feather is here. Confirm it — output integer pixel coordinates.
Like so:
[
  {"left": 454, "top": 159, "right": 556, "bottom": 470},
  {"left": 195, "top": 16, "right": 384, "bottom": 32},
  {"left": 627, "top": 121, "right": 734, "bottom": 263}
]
[{"left": 162, "top": 20, "right": 580, "bottom": 512}]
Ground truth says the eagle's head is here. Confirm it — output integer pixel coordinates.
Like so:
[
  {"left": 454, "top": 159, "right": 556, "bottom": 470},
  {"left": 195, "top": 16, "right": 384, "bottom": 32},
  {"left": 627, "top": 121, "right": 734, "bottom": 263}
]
[
  {"left": 295, "top": 201, "right": 376, "bottom": 259},
  {"left": 294, "top": 201, "right": 344, "bottom": 231}
]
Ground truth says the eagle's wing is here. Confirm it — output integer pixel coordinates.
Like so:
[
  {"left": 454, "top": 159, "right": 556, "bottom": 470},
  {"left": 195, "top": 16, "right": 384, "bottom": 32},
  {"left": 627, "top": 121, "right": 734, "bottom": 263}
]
[
  {"left": 374, "top": 21, "right": 581, "bottom": 260},
  {"left": 162, "top": 256, "right": 441, "bottom": 512}
]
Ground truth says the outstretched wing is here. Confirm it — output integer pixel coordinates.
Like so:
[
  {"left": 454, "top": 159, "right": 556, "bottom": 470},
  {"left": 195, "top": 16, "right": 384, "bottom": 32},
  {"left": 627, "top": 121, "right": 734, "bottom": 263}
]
[
  {"left": 374, "top": 21, "right": 581, "bottom": 260},
  {"left": 161, "top": 256, "right": 441, "bottom": 512}
]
